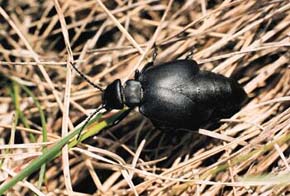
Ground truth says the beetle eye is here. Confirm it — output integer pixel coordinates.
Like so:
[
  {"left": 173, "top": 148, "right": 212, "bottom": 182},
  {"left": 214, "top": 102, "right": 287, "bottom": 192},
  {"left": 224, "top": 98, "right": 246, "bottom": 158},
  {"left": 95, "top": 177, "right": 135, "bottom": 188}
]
[{"left": 103, "top": 79, "right": 124, "bottom": 109}]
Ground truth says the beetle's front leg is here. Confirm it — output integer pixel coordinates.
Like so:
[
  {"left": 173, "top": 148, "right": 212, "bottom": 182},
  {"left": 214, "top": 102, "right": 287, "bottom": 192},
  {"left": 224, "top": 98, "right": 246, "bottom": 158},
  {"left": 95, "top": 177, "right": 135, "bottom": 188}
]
[
  {"left": 107, "top": 108, "right": 134, "bottom": 128},
  {"left": 152, "top": 43, "right": 158, "bottom": 64},
  {"left": 143, "top": 44, "right": 158, "bottom": 70},
  {"left": 135, "top": 62, "right": 153, "bottom": 80},
  {"left": 134, "top": 70, "right": 140, "bottom": 80},
  {"left": 134, "top": 44, "right": 157, "bottom": 80},
  {"left": 186, "top": 46, "right": 195, "bottom": 60}
]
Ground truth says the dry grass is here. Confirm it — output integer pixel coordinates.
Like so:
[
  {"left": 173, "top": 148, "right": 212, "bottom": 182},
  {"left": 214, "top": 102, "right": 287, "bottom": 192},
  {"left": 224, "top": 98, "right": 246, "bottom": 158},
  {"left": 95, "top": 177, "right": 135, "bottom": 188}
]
[{"left": 0, "top": 0, "right": 290, "bottom": 195}]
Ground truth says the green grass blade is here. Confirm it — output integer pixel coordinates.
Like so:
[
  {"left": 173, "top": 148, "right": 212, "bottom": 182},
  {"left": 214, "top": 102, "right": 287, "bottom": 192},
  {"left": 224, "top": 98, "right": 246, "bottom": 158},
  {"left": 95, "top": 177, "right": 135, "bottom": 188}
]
[
  {"left": 20, "top": 85, "right": 48, "bottom": 189},
  {"left": 0, "top": 110, "right": 126, "bottom": 194},
  {"left": 11, "top": 82, "right": 36, "bottom": 142}
]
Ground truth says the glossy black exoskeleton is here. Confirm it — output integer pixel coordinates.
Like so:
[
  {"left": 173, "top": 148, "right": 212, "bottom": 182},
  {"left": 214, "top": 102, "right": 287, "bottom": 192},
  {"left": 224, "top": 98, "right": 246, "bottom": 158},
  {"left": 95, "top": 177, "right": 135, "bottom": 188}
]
[{"left": 102, "top": 59, "right": 248, "bottom": 131}]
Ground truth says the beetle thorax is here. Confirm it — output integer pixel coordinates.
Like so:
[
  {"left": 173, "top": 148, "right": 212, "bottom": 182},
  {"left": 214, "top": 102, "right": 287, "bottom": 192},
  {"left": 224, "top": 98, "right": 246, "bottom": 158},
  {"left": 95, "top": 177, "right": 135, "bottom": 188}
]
[{"left": 123, "top": 80, "right": 142, "bottom": 107}]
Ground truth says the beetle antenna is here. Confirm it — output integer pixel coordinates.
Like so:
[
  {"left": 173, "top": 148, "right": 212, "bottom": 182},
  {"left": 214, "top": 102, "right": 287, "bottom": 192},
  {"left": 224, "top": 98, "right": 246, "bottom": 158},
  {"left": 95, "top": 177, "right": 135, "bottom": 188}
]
[
  {"left": 70, "top": 62, "right": 104, "bottom": 92},
  {"left": 76, "top": 105, "right": 105, "bottom": 141}
]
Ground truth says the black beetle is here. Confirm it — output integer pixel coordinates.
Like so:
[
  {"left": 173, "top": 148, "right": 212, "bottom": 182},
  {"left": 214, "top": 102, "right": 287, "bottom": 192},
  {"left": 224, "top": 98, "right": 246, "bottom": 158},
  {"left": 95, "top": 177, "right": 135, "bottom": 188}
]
[{"left": 96, "top": 59, "right": 248, "bottom": 131}]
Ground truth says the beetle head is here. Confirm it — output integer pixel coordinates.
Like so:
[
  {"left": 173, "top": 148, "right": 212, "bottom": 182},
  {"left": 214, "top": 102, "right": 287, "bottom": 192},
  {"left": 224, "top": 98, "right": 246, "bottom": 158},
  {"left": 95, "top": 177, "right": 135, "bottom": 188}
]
[{"left": 102, "top": 79, "right": 124, "bottom": 110}]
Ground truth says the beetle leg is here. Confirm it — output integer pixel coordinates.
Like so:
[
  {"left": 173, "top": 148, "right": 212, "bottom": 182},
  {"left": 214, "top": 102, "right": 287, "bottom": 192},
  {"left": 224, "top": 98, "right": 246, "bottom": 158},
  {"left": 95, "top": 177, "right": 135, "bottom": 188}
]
[
  {"left": 77, "top": 105, "right": 105, "bottom": 141},
  {"left": 134, "top": 70, "right": 140, "bottom": 80},
  {"left": 107, "top": 108, "right": 133, "bottom": 128},
  {"left": 152, "top": 43, "right": 158, "bottom": 64},
  {"left": 135, "top": 44, "right": 158, "bottom": 79},
  {"left": 186, "top": 46, "right": 195, "bottom": 60},
  {"left": 135, "top": 62, "right": 153, "bottom": 80}
]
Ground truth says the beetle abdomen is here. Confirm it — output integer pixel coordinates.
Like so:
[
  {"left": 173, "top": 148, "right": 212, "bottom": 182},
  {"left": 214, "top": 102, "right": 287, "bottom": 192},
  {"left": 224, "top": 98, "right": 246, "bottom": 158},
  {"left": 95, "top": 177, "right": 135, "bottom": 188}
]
[
  {"left": 139, "top": 61, "right": 247, "bottom": 131},
  {"left": 189, "top": 71, "right": 248, "bottom": 121}
]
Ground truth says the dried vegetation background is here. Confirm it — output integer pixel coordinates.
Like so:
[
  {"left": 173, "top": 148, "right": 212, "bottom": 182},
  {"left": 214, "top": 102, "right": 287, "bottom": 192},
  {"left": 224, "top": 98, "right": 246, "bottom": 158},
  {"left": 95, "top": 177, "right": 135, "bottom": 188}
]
[{"left": 0, "top": 0, "right": 290, "bottom": 195}]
